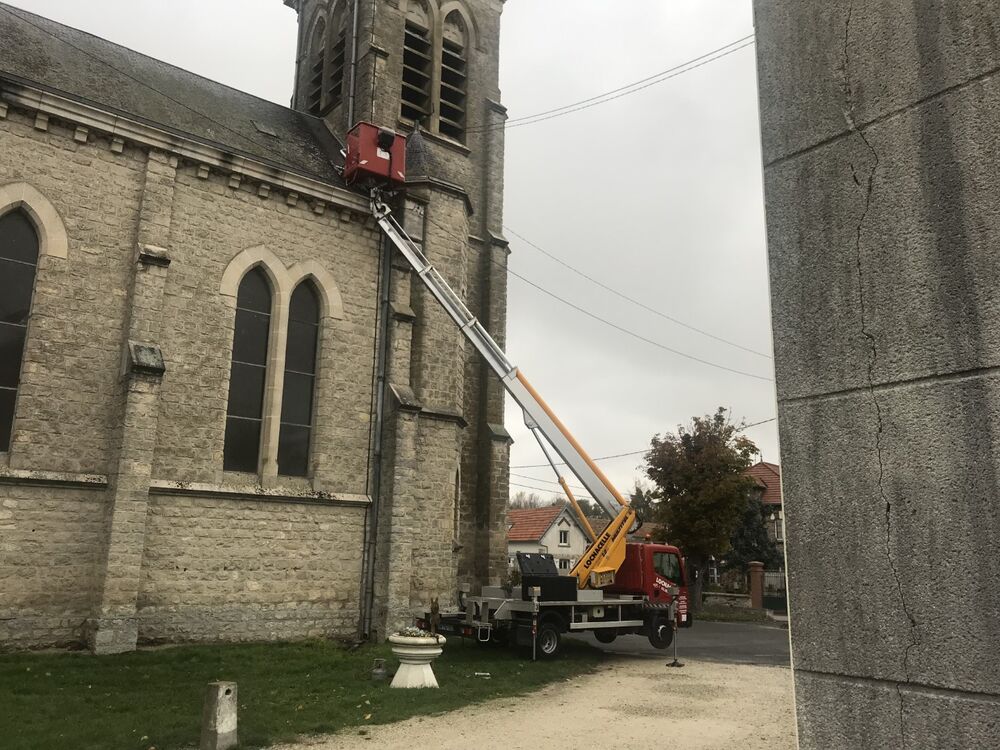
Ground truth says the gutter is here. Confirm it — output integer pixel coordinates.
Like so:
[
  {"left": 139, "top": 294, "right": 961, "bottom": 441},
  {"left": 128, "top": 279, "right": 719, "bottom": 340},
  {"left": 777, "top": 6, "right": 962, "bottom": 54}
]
[
  {"left": 347, "top": 0, "right": 361, "bottom": 126},
  {"left": 359, "top": 233, "right": 393, "bottom": 639}
]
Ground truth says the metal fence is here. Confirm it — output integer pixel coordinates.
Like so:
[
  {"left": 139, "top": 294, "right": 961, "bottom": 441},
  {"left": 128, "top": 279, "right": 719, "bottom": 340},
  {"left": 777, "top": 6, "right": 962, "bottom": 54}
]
[{"left": 763, "top": 570, "right": 786, "bottom": 592}]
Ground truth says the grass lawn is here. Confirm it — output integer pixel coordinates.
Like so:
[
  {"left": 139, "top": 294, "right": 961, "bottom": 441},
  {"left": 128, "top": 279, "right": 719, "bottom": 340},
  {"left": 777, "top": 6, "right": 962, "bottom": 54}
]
[{"left": 0, "top": 638, "right": 602, "bottom": 750}]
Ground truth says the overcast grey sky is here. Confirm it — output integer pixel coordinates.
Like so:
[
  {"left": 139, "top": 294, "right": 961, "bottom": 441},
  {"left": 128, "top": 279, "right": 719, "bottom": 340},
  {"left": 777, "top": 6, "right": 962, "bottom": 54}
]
[{"left": 7, "top": 0, "right": 777, "bottom": 502}]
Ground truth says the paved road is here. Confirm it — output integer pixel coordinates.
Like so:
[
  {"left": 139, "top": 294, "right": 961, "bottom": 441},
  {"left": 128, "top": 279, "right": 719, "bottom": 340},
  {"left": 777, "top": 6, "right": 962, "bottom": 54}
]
[{"left": 571, "top": 619, "right": 791, "bottom": 667}]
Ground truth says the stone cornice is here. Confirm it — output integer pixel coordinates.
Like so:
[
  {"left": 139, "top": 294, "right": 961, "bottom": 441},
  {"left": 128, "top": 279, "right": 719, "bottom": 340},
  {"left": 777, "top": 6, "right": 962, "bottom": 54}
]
[
  {"left": 0, "top": 80, "right": 368, "bottom": 213},
  {"left": 404, "top": 175, "right": 475, "bottom": 216},
  {"left": 0, "top": 466, "right": 108, "bottom": 489},
  {"left": 420, "top": 407, "right": 469, "bottom": 429},
  {"left": 486, "top": 98, "right": 508, "bottom": 117},
  {"left": 148, "top": 479, "right": 370, "bottom": 507}
]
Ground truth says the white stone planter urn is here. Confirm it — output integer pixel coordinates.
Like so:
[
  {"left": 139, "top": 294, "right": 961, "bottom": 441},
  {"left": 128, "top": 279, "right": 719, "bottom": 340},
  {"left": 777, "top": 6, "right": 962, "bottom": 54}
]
[{"left": 388, "top": 632, "right": 446, "bottom": 689}]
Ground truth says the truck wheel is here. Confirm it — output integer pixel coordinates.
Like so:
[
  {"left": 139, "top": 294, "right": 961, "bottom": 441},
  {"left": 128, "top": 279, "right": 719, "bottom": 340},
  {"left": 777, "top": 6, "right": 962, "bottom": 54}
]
[
  {"left": 594, "top": 629, "right": 617, "bottom": 644},
  {"left": 537, "top": 621, "right": 561, "bottom": 658},
  {"left": 646, "top": 617, "right": 674, "bottom": 649}
]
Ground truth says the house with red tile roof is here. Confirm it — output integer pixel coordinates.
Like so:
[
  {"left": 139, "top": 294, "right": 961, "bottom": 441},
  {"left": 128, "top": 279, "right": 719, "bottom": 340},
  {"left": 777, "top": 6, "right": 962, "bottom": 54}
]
[
  {"left": 746, "top": 460, "right": 785, "bottom": 548},
  {"left": 507, "top": 504, "right": 592, "bottom": 574}
]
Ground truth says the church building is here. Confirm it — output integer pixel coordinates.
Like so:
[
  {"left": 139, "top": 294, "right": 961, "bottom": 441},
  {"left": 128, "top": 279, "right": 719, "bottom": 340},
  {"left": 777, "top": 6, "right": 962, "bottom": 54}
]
[{"left": 0, "top": 0, "right": 510, "bottom": 653}]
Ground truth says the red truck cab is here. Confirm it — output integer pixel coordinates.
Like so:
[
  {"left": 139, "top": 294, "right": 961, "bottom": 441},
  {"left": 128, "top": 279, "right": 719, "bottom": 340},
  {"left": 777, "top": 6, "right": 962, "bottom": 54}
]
[{"left": 606, "top": 542, "right": 692, "bottom": 627}]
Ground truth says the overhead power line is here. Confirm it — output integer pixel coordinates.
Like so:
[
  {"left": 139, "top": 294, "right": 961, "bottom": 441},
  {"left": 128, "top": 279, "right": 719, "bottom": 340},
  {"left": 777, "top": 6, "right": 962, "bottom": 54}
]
[
  {"left": 506, "top": 266, "right": 773, "bottom": 381},
  {"left": 504, "top": 225, "right": 772, "bottom": 360},
  {"left": 421, "top": 214, "right": 774, "bottom": 383},
  {"left": 510, "top": 471, "right": 590, "bottom": 494},
  {"left": 509, "top": 480, "right": 594, "bottom": 500},
  {"left": 509, "top": 417, "right": 778, "bottom": 469},
  {"left": 467, "top": 35, "right": 756, "bottom": 134},
  {"left": 503, "top": 34, "right": 754, "bottom": 126}
]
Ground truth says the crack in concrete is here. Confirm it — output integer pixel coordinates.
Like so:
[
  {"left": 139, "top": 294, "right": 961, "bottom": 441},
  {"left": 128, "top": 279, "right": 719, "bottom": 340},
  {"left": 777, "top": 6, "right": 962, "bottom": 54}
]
[{"left": 841, "top": 5, "right": 921, "bottom": 746}]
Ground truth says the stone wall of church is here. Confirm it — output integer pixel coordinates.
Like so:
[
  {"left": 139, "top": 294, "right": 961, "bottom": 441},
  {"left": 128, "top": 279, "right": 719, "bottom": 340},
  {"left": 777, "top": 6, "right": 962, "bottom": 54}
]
[
  {"left": 152, "top": 167, "right": 381, "bottom": 490},
  {"left": 137, "top": 495, "right": 365, "bottom": 642},
  {"left": 0, "top": 484, "right": 106, "bottom": 649},
  {"left": 2, "top": 0, "right": 511, "bottom": 652},
  {"left": 0, "top": 103, "right": 382, "bottom": 650},
  {"left": 0, "top": 110, "right": 145, "bottom": 474}
]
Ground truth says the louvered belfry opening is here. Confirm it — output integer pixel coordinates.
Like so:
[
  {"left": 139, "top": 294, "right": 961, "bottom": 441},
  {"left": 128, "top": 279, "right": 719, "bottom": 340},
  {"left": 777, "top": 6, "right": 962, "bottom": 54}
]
[
  {"left": 400, "top": 3, "right": 432, "bottom": 124},
  {"left": 439, "top": 12, "right": 468, "bottom": 141},
  {"left": 326, "top": 6, "right": 347, "bottom": 110},
  {"left": 306, "top": 18, "right": 326, "bottom": 115}
]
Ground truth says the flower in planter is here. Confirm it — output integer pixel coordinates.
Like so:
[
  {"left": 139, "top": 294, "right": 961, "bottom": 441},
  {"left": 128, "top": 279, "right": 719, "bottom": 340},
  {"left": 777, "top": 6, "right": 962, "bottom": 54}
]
[{"left": 395, "top": 626, "right": 433, "bottom": 638}]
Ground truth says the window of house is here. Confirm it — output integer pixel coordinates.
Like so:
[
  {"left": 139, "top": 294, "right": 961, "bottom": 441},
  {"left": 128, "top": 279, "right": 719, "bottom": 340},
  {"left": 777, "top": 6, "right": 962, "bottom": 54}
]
[
  {"left": 439, "top": 11, "right": 468, "bottom": 141},
  {"left": 224, "top": 268, "right": 272, "bottom": 473},
  {"left": 400, "top": 3, "right": 432, "bottom": 124},
  {"left": 326, "top": 5, "right": 348, "bottom": 110},
  {"left": 277, "top": 281, "right": 320, "bottom": 476},
  {"left": 558, "top": 529, "right": 569, "bottom": 546},
  {"left": 558, "top": 558, "right": 569, "bottom": 571},
  {"left": 306, "top": 18, "right": 326, "bottom": 115},
  {"left": 0, "top": 210, "right": 39, "bottom": 452}
]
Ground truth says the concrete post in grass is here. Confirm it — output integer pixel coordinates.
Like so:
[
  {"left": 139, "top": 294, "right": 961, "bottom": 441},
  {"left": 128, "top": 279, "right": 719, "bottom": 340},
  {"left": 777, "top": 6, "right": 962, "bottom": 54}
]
[
  {"left": 200, "top": 681, "right": 238, "bottom": 750},
  {"left": 748, "top": 562, "right": 764, "bottom": 610}
]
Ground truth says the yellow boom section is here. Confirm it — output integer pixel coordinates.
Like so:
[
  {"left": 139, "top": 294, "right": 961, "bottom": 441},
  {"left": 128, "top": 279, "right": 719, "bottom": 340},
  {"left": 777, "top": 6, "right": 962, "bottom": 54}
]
[
  {"left": 513, "top": 373, "right": 635, "bottom": 589},
  {"left": 570, "top": 505, "right": 636, "bottom": 589}
]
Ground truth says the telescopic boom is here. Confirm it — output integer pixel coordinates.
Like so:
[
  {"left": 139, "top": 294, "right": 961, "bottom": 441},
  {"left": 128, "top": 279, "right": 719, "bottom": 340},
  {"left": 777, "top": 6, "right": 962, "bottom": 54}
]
[{"left": 371, "top": 191, "right": 637, "bottom": 589}]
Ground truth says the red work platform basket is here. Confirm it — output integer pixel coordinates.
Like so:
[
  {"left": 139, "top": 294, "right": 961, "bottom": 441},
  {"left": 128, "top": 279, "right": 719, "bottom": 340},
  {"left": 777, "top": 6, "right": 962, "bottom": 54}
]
[{"left": 343, "top": 122, "right": 407, "bottom": 187}]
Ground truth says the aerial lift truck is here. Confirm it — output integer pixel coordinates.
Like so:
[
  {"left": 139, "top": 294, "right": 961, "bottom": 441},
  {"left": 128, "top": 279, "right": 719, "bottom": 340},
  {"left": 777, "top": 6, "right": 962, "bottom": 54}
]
[{"left": 344, "top": 123, "right": 690, "bottom": 657}]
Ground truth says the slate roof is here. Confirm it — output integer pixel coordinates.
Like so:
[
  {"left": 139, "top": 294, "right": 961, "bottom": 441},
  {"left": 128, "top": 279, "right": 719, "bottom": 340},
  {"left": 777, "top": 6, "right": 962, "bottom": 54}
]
[
  {"left": 507, "top": 506, "right": 565, "bottom": 543},
  {"left": 747, "top": 461, "right": 782, "bottom": 505},
  {"left": 0, "top": 3, "right": 345, "bottom": 185}
]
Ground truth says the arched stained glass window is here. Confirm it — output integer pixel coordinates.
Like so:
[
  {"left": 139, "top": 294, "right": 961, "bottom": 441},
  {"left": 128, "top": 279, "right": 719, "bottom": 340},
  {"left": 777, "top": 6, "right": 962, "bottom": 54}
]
[
  {"left": 277, "top": 281, "right": 320, "bottom": 477},
  {"left": 224, "top": 267, "right": 272, "bottom": 473},
  {"left": 0, "top": 210, "right": 39, "bottom": 451}
]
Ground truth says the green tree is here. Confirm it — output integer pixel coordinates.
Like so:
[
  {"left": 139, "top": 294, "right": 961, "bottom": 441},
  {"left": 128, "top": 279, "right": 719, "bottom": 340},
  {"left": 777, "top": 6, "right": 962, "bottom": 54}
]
[
  {"left": 644, "top": 408, "right": 758, "bottom": 611},
  {"left": 629, "top": 481, "right": 656, "bottom": 522},
  {"left": 725, "top": 498, "right": 783, "bottom": 574}
]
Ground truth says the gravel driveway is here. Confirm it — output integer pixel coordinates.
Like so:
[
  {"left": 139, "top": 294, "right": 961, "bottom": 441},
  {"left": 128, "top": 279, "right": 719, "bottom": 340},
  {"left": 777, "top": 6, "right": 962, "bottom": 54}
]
[{"left": 272, "top": 657, "right": 796, "bottom": 750}]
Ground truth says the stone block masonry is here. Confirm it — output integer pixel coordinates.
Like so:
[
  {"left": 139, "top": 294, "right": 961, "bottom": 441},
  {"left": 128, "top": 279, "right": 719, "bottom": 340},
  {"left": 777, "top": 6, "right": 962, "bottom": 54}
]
[
  {"left": 0, "top": 104, "right": 383, "bottom": 650},
  {"left": 139, "top": 496, "right": 365, "bottom": 643},
  {"left": 0, "top": 0, "right": 511, "bottom": 652},
  {"left": 755, "top": 1, "right": 1000, "bottom": 747}
]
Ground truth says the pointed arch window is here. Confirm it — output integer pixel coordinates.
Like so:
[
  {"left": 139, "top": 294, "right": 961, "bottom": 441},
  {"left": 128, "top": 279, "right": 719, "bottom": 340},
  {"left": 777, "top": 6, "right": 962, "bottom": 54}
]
[
  {"left": 439, "top": 11, "right": 469, "bottom": 141},
  {"left": 224, "top": 268, "right": 272, "bottom": 473},
  {"left": 278, "top": 281, "right": 320, "bottom": 477},
  {"left": 400, "top": 1, "right": 433, "bottom": 124},
  {"left": 306, "top": 17, "right": 327, "bottom": 115},
  {"left": 326, "top": 3, "right": 348, "bottom": 110},
  {"left": 0, "top": 210, "right": 39, "bottom": 451}
]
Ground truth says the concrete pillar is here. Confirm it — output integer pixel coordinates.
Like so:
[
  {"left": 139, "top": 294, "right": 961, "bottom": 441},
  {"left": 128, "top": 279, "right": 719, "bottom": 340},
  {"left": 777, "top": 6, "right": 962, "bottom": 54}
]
[
  {"left": 748, "top": 562, "right": 764, "bottom": 610},
  {"left": 755, "top": 3, "right": 1000, "bottom": 747},
  {"left": 200, "top": 682, "right": 238, "bottom": 750}
]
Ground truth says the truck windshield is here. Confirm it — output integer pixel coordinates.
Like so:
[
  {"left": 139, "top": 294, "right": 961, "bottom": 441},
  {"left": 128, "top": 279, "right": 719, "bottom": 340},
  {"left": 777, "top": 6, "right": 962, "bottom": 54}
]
[{"left": 654, "top": 552, "right": 683, "bottom": 585}]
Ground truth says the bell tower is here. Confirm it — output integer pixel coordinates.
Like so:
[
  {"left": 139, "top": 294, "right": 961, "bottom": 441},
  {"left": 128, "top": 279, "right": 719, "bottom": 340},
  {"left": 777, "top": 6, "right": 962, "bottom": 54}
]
[{"left": 284, "top": 0, "right": 511, "bottom": 628}]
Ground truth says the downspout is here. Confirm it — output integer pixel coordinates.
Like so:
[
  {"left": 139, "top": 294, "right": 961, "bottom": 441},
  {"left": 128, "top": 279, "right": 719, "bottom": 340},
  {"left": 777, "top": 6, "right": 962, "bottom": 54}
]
[
  {"left": 346, "top": 0, "right": 361, "bottom": 126},
  {"left": 360, "top": 234, "right": 392, "bottom": 639}
]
